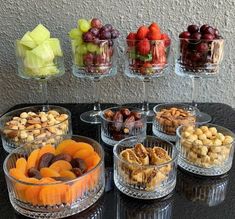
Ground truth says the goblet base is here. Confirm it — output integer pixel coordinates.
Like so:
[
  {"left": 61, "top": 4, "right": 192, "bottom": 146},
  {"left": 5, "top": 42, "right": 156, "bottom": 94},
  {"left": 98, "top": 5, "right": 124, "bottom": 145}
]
[{"left": 80, "top": 110, "right": 101, "bottom": 124}]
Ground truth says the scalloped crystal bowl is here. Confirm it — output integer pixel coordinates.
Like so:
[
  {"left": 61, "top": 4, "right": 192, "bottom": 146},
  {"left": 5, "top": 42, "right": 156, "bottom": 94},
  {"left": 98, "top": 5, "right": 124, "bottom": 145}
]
[
  {"left": 176, "top": 124, "right": 235, "bottom": 176},
  {"left": 113, "top": 136, "right": 178, "bottom": 199},
  {"left": 3, "top": 135, "right": 105, "bottom": 218},
  {"left": 0, "top": 105, "right": 72, "bottom": 153},
  {"left": 152, "top": 103, "right": 196, "bottom": 142}
]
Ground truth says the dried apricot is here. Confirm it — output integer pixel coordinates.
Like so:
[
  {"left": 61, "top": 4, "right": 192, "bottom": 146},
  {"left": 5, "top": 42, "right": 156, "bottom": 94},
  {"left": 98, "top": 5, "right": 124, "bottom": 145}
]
[
  {"left": 84, "top": 152, "right": 101, "bottom": 170},
  {"left": 49, "top": 160, "right": 72, "bottom": 172},
  {"left": 59, "top": 170, "right": 76, "bottom": 180},
  {"left": 26, "top": 149, "right": 40, "bottom": 171},
  {"left": 40, "top": 168, "right": 60, "bottom": 178},
  {"left": 55, "top": 139, "right": 77, "bottom": 155},
  {"left": 73, "top": 148, "right": 94, "bottom": 160},
  {"left": 9, "top": 168, "right": 27, "bottom": 180},
  {"left": 25, "top": 185, "right": 41, "bottom": 205},
  {"left": 16, "top": 157, "right": 27, "bottom": 174}
]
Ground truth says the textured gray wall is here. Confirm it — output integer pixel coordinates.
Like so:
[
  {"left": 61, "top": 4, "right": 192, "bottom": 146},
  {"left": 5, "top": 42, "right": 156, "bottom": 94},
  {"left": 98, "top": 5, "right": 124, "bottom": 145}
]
[{"left": 1, "top": 0, "right": 235, "bottom": 114}]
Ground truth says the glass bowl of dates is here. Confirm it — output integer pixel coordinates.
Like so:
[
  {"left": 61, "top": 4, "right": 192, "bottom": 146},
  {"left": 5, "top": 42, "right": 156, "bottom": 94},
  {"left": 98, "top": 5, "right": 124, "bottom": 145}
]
[
  {"left": 175, "top": 24, "right": 224, "bottom": 77},
  {"left": 113, "top": 135, "right": 178, "bottom": 199},
  {"left": 70, "top": 18, "right": 119, "bottom": 78},
  {"left": 176, "top": 124, "right": 235, "bottom": 176},
  {"left": 0, "top": 105, "right": 72, "bottom": 153},
  {"left": 3, "top": 135, "right": 105, "bottom": 218},
  {"left": 152, "top": 103, "right": 196, "bottom": 142},
  {"left": 125, "top": 23, "right": 171, "bottom": 78},
  {"left": 101, "top": 106, "right": 147, "bottom": 146}
]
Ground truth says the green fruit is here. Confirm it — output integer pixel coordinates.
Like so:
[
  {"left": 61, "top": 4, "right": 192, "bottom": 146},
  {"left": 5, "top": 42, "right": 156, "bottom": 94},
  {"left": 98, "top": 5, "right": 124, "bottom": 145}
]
[
  {"left": 39, "top": 64, "right": 59, "bottom": 76},
  {"left": 138, "top": 53, "right": 152, "bottom": 61},
  {"left": 75, "top": 54, "right": 84, "bottom": 66},
  {"left": 87, "top": 43, "right": 98, "bottom": 53},
  {"left": 76, "top": 44, "right": 87, "bottom": 55},
  {"left": 69, "top": 28, "right": 82, "bottom": 39},
  {"left": 16, "top": 41, "right": 29, "bottom": 58},
  {"left": 24, "top": 51, "right": 45, "bottom": 69},
  {"left": 20, "top": 32, "right": 37, "bottom": 49},
  {"left": 47, "top": 38, "right": 63, "bottom": 57},
  {"left": 78, "top": 19, "right": 91, "bottom": 32},
  {"left": 29, "top": 24, "right": 50, "bottom": 45},
  {"left": 31, "top": 41, "right": 54, "bottom": 62}
]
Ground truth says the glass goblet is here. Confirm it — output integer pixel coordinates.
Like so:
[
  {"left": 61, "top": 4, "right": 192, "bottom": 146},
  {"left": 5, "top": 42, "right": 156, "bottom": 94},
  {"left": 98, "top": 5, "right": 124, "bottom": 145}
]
[
  {"left": 71, "top": 39, "right": 117, "bottom": 124},
  {"left": 175, "top": 37, "right": 224, "bottom": 123},
  {"left": 15, "top": 40, "right": 65, "bottom": 108},
  {"left": 124, "top": 39, "right": 171, "bottom": 123}
]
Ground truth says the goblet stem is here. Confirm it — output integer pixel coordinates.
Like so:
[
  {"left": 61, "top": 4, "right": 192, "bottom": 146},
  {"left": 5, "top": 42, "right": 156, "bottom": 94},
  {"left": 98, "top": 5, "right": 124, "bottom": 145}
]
[
  {"left": 142, "top": 77, "right": 151, "bottom": 113},
  {"left": 39, "top": 79, "right": 48, "bottom": 110},
  {"left": 191, "top": 76, "right": 200, "bottom": 108},
  {"left": 93, "top": 77, "right": 101, "bottom": 113}
]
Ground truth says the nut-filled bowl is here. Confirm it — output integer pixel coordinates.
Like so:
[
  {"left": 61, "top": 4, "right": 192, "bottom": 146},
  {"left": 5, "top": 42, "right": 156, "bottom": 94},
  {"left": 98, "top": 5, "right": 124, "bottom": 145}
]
[
  {"left": 101, "top": 106, "right": 147, "bottom": 146},
  {"left": 3, "top": 135, "right": 105, "bottom": 218},
  {"left": 113, "top": 135, "right": 178, "bottom": 199},
  {"left": 152, "top": 103, "right": 196, "bottom": 142},
  {"left": 0, "top": 105, "right": 72, "bottom": 153},
  {"left": 176, "top": 124, "right": 235, "bottom": 176}
]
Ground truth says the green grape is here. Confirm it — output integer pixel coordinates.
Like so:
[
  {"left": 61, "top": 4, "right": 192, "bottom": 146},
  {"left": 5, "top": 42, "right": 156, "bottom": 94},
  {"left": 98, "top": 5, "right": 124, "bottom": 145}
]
[
  {"left": 69, "top": 28, "right": 82, "bottom": 39},
  {"left": 76, "top": 44, "right": 87, "bottom": 55},
  {"left": 78, "top": 19, "right": 91, "bottom": 32},
  {"left": 87, "top": 43, "right": 98, "bottom": 53}
]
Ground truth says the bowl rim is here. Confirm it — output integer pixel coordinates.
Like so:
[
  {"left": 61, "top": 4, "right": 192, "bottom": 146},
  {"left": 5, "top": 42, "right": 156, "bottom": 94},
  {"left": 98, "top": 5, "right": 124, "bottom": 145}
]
[
  {"left": 3, "top": 134, "right": 104, "bottom": 186},
  {"left": 0, "top": 105, "right": 71, "bottom": 131},
  {"left": 153, "top": 103, "right": 198, "bottom": 115},
  {"left": 113, "top": 135, "right": 179, "bottom": 168},
  {"left": 100, "top": 106, "right": 147, "bottom": 123},
  {"left": 176, "top": 123, "right": 235, "bottom": 147}
]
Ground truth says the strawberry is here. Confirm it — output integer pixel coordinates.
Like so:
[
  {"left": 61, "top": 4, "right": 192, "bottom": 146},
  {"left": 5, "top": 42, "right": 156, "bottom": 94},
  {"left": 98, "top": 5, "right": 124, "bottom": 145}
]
[
  {"left": 137, "top": 39, "right": 151, "bottom": 55},
  {"left": 161, "top": 33, "right": 171, "bottom": 47},
  {"left": 126, "top": 32, "right": 136, "bottom": 47},
  {"left": 147, "top": 28, "right": 161, "bottom": 40},
  {"left": 136, "top": 26, "right": 149, "bottom": 40},
  {"left": 140, "top": 62, "right": 153, "bottom": 75},
  {"left": 149, "top": 22, "right": 161, "bottom": 33},
  {"left": 152, "top": 42, "right": 166, "bottom": 65}
]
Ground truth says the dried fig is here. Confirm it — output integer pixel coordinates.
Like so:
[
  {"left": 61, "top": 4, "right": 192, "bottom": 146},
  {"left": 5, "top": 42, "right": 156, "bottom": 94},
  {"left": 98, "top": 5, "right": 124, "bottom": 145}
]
[
  {"left": 28, "top": 167, "right": 42, "bottom": 179},
  {"left": 72, "top": 168, "right": 82, "bottom": 177},
  {"left": 38, "top": 153, "right": 55, "bottom": 170},
  {"left": 51, "top": 153, "right": 72, "bottom": 164},
  {"left": 70, "top": 158, "right": 87, "bottom": 173}
]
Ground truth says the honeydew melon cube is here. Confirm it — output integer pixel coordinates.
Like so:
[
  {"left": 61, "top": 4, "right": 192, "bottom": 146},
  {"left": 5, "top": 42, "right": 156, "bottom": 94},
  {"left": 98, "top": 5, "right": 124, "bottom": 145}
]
[
  {"left": 31, "top": 41, "right": 54, "bottom": 62},
  {"left": 20, "top": 31, "right": 37, "bottom": 49},
  {"left": 16, "top": 41, "right": 29, "bottom": 58},
  {"left": 29, "top": 24, "right": 50, "bottom": 45},
  {"left": 47, "top": 38, "right": 63, "bottom": 56},
  {"left": 24, "top": 51, "right": 45, "bottom": 69},
  {"left": 39, "top": 65, "right": 59, "bottom": 76},
  {"left": 69, "top": 28, "right": 82, "bottom": 39}
]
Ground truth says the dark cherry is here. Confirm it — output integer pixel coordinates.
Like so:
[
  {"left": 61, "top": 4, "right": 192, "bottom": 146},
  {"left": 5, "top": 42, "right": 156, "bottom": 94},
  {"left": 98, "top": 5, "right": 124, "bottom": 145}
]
[
  {"left": 190, "top": 53, "right": 202, "bottom": 62},
  {"left": 203, "top": 26, "right": 215, "bottom": 35},
  {"left": 214, "top": 28, "right": 220, "bottom": 38},
  {"left": 190, "top": 32, "right": 202, "bottom": 40},
  {"left": 196, "top": 43, "right": 209, "bottom": 52},
  {"left": 202, "top": 34, "right": 214, "bottom": 40},
  {"left": 187, "top": 25, "right": 199, "bottom": 34},
  {"left": 200, "top": 24, "right": 209, "bottom": 33},
  {"left": 179, "top": 31, "right": 191, "bottom": 38}
]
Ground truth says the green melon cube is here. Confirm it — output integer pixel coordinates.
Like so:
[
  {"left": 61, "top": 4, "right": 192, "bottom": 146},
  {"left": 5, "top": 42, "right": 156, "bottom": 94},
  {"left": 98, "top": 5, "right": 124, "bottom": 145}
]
[
  {"left": 47, "top": 38, "right": 63, "bottom": 57},
  {"left": 30, "top": 24, "right": 50, "bottom": 45},
  {"left": 31, "top": 41, "right": 54, "bottom": 62},
  {"left": 39, "top": 64, "right": 59, "bottom": 76},
  {"left": 24, "top": 51, "right": 45, "bottom": 69},
  {"left": 20, "top": 32, "right": 37, "bottom": 49},
  {"left": 16, "top": 41, "right": 29, "bottom": 58}
]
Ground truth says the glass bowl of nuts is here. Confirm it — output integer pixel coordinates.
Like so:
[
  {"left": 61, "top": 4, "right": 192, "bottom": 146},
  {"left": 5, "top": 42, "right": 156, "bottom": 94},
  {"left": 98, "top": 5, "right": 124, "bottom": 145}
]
[
  {"left": 152, "top": 103, "right": 197, "bottom": 142},
  {"left": 0, "top": 105, "right": 72, "bottom": 153},
  {"left": 100, "top": 106, "right": 147, "bottom": 146},
  {"left": 113, "top": 135, "right": 178, "bottom": 199},
  {"left": 176, "top": 124, "right": 235, "bottom": 176},
  {"left": 3, "top": 135, "right": 105, "bottom": 218}
]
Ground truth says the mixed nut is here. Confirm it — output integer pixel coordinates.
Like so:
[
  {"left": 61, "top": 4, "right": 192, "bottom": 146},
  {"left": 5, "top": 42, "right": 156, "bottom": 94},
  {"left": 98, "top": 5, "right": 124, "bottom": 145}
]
[
  {"left": 2, "top": 110, "right": 70, "bottom": 147},
  {"left": 156, "top": 107, "right": 196, "bottom": 135},
  {"left": 119, "top": 143, "right": 172, "bottom": 190},
  {"left": 103, "top": 108, "right": 145, "bottom": 141},
  {"left": 179, "top": 125, "right": 234, "bottom": 168}
]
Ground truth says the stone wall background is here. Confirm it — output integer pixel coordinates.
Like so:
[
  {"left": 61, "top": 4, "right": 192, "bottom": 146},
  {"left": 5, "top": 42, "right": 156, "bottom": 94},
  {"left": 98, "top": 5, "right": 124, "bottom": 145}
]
[{"left": 0, "top": 0, "right": 234, "bottom": 114}]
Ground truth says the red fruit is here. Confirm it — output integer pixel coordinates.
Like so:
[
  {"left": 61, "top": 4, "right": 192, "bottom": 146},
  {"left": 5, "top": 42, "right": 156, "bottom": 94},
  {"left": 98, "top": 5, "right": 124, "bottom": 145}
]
[
  {"left": 149, "top": 22, "right": 161, "bottom": 33},
  {"left": 161, "top": 33, "right": 171, "bottom": 47},
  {"left": 179, "top": 31, "right": 191, "bottom": 39},
  {"left": 136, "top": 26, "right": 149, "bottom": 40},
  {"left": 126, "top": 32, "right": 136, "bottom": 47},
  {"left": 152, "top": 42, "right": 166, "bottom": 64},
  {"left": 137, "top": 39, "right": 151, "bottom": 55},
  {"left": 147, "top": 28, "right": 161, "bottom": 40},
  {"left": 140, "top": 62, "right": 152, "bottom": 75}
]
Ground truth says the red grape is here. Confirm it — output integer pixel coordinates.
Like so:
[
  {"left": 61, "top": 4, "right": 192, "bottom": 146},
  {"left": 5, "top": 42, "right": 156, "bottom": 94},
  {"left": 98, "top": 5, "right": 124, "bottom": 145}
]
[
  {"left": 200, "top": 24, "right": 209, "bottom": 33},
  {"left": 82, "top": 32, "right": 94, "bottom": 42},
  {"left": 202, "top": 34, "right": 214, "bottom": 40},
  {"left": 104, "top": 24, "right": 113, "bottom": 31},
  {"left": 89, "top": 28, "right": 99, "bottom": 37},
  {"left": 179, "top": 31, "right": 191, "bottom": 38},
  {"left": 190, "top": 32, "right": 201, "bottom": 40},
  {"left": 91, "top": 18, "right": 102, "bottom": 29},
  {"left": 83, "top": 53, "right": 94, "bottom": 66},
  {"left": 111, "top": 29, "right": 120, "bottom": 39},
  {"left": 99, "top": 30, "right": 111, "bottom": 40},
  {"left": 95, "top": 54, "right": 107, "bottom": 65},
  {"left": 203, "top": 26, "right": 215, "bottom": 35},
  {"left": 196, "top": 43, "right": 209, "bottom": 52},
  {"left": 187, "top": 25, "right": 199, "bottom": 34}
]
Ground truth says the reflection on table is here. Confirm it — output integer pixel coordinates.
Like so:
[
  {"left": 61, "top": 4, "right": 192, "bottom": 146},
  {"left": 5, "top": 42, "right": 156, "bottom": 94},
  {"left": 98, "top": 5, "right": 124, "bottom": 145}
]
[
  {"left": 176, "top": 169, "right": 229, "bottom": 206},
  {"left": 116, "top": 191, "right": 173, "bottom": 219}
]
